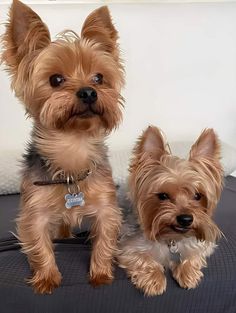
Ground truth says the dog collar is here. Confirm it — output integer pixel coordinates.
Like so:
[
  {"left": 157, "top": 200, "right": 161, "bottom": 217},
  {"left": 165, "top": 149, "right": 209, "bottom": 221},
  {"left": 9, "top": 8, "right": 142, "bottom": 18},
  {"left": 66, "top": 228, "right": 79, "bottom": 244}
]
[
  {"left": 33, "top": 156, "right": 96, "bottom": 187},
  {"left": 33, "top": 166, "right": 94, "bottom": 210},
  {"left": 33, "top": 168, "right": 91, "bottom": 186}
]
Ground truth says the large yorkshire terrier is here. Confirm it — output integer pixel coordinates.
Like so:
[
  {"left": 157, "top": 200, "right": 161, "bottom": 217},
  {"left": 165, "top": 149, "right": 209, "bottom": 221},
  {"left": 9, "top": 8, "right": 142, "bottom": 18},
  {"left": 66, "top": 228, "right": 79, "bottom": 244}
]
[
  {"left": 1, "top": 0, "right": 124, "bottom": 293},
  {"left": 118, "top": 126, "right": 223, "bottom": 296}
]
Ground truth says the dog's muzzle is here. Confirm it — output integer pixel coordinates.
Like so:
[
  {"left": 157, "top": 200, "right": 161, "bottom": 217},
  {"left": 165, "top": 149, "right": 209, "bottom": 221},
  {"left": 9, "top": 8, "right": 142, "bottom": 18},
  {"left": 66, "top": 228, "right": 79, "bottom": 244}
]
[{"left": 172, "top": 214, "right": 193, "bottom": 233}]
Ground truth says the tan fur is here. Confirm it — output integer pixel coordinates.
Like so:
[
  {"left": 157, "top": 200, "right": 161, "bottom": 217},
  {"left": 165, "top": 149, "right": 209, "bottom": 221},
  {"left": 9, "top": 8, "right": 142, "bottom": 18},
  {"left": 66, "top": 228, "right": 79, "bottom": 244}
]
[
  {"left": 2, "top": 0, "right": 124, "bottom": 294},
  {"left": 34, "top": 127, "right": 105, "bottom": 174},
  {"left": 120, "top": 249, "right": 167, "bottom": 296},
  {"left": 118, "top": 126, "right": 223, "bottom": 296},
  {"left": 171, "top": 257, "right": 204, "bottom": 289}
]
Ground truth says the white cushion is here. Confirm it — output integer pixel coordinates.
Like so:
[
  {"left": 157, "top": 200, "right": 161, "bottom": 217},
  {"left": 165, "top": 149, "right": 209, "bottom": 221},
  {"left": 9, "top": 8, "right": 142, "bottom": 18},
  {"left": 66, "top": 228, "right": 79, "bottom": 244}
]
[{"left": 0, "top": 149, "right": 21, "bottom": 195}]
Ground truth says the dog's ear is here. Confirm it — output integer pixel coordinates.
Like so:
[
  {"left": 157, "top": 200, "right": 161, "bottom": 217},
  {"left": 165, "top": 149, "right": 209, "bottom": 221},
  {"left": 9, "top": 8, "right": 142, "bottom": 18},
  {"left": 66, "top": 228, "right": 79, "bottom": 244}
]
[
  {"left": 81, "top": 6, "right": 119, "bottom": 58},
  {"left": 189, "top": 129, "right": 221, "bottom": 161},
  {"left": 1, "top": 0, "right": 51, "bottom": 74},
  {"left": 134, "top": 126, "right": 169, "bottom": 160}
]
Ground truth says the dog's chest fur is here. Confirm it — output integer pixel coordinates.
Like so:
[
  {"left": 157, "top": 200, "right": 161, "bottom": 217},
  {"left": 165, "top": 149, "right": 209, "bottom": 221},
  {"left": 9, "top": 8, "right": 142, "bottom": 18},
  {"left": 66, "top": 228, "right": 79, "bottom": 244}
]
[
  {"left": 151, "top": 237, "right": 216, "bottom": 267},
  {"left": 20, "top": 127, "right": 113, "bottom": 222},
  {"left": 23, "top": 126, "right": 109, "bottom": 176},
  {"left": 120, "top": 231, "right": 216, "bottom": 268},
  {"left": 34, "top": 128, "right": 106, "bottom": 172}
]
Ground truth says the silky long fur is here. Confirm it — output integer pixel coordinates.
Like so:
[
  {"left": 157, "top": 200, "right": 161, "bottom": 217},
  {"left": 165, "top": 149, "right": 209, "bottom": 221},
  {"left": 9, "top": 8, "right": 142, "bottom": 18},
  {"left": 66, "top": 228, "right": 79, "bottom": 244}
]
[
  {"left": 1, "top": 0, "right": 124, "bottom": 294},
  {"left": 118, "top": 126, "right": 224, "bottom": 296}
]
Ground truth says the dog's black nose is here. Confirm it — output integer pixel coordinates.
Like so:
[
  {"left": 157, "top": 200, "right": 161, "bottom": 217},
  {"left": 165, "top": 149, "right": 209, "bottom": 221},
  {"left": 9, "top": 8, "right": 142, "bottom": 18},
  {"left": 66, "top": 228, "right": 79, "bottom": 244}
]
[
  {"left": 77, "top": 87, "right": 97, "bottom": 104},
  {"left": 176, "top": 214, "right": 193, "bottom": 227}
]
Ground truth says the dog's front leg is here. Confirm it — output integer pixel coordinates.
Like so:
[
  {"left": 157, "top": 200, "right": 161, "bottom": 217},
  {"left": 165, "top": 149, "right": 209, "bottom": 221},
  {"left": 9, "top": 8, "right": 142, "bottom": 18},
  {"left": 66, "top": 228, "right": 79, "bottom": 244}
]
[
  {"left": 89, "top": 203, "right": 121, "bottom": 286},
  {"left": 118, "top": 249, "right": 167, "bottom": 296},
  {"left": 17, "top": 208, "right": 62, "bottom": 294},
  {"left": 171, "top": 257, "right": 205, "bottom": 289}
]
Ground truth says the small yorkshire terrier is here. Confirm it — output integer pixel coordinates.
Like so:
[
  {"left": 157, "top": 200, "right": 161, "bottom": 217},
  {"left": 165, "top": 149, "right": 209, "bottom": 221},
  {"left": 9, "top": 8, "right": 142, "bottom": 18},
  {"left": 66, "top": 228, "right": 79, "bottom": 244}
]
[
  {"left": 1, "top": 0, "right": 124, "bottom": 293},
  {"left": 118, "top": 126, "right": 223, "bottom": 296}
]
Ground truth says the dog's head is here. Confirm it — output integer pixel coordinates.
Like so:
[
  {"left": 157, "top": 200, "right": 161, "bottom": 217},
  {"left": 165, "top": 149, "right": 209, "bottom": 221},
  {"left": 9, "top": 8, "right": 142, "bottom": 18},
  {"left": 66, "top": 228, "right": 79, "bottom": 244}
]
[
  {"left": 1, "top": 0, "right": 124, "bottom": 133},
  {"left": 129, "top": 126, "right": 223, "bottom": 243}
]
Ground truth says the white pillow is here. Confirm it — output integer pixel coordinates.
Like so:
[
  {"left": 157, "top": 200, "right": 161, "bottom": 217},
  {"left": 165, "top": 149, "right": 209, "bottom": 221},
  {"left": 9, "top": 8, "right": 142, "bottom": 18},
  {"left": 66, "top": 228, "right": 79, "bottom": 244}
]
[
  {"left": 0, "top": 149, "right": 22, "bottom": 195},
  {"left": 0, "top": 141, "right": 236, "bottom": 195}
]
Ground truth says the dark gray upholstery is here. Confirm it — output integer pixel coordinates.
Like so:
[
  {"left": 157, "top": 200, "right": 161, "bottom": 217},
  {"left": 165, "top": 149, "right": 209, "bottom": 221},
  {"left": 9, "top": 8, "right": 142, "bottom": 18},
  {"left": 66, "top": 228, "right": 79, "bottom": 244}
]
[{"left": 0, "top": 176, "right": 236, "bottom": 313}]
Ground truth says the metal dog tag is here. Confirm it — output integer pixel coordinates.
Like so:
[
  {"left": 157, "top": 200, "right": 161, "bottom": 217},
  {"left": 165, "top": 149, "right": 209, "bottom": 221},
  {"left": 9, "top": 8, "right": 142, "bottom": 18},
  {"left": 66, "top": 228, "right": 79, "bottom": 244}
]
[
  {"left": 169, "top": 240, "right": 181, "bottom": 263},
  {"left": 65, "top": 192, "right": 85, "bottom": 209},
  {"left": 169, "top": 240, "right": 178, "bottom": 254}
]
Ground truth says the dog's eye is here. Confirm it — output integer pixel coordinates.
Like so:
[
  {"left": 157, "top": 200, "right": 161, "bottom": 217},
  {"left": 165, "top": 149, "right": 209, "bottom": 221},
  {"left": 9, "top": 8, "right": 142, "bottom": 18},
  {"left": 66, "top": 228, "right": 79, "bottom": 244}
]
[
  {"left": 49, "top": 74, "right": 65, "bottom": 87},
  {"left": 157, "top": 193, "right": 169, "bottom": 201},
  {"left": 92, "top": 73, "right": 103, "bottom": 85},
  {"left": 194, "top": 193, "right": 202, "bottom": 201}
]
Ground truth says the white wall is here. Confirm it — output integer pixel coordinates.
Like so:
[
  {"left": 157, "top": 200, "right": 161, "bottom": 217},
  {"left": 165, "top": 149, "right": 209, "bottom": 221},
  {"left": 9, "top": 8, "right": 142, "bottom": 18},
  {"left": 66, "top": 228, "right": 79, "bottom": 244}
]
[{"left": 1, "top": 2, "right": 236, "bottom": 151}]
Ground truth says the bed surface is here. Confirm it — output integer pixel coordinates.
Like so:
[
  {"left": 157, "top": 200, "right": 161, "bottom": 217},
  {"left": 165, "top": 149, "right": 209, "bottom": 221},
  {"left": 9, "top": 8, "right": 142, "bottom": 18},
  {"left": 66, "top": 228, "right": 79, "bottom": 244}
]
[{"left": 0, "top": 176, "right": 235, "bottom": 313}]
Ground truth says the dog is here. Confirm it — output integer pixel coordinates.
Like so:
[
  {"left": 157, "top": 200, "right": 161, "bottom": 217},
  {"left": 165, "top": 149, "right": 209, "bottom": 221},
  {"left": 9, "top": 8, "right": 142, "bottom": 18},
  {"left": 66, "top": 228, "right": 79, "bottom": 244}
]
[
  {"left": 117, "top": 126, "right": 223, "bottom": 296},
  {"left": 1, "top": 0, "right": 124, "bottom": 293}
]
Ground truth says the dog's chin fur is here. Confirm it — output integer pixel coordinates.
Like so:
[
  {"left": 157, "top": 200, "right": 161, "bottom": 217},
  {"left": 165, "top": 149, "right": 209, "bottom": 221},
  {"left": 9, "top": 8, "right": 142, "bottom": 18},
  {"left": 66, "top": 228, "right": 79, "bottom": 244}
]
[
  {"left": 118, "top": 126, "right": 224, "bottom": 296},
  {"left": 1, "top": 0, "right": 124, "bottom": 294}
]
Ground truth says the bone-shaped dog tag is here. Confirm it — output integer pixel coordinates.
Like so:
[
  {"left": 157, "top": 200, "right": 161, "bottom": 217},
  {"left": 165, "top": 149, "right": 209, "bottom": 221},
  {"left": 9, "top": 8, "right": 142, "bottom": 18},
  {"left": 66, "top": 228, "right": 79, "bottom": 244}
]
[{"left": 65, "top": 192, "right": 85, "bottom": 209}]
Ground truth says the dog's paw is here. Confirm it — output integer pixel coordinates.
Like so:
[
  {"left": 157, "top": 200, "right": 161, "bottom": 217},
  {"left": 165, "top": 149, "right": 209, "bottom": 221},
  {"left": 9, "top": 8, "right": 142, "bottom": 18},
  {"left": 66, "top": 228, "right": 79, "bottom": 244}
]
[
  {"left": 90, "top": 272, "right": 113, "bottom": 287},
  {"left": 131, "top": 267, "right": 167, "bottom": 296},
  {"left": 90, "top": 260, "right": 114, "bottom": 287},
  {"left": 29, "top": 267, "right": 62, "bottom": 294},
  {"left": 172, "top": 262, "right": 203, "bottom": 289}
]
